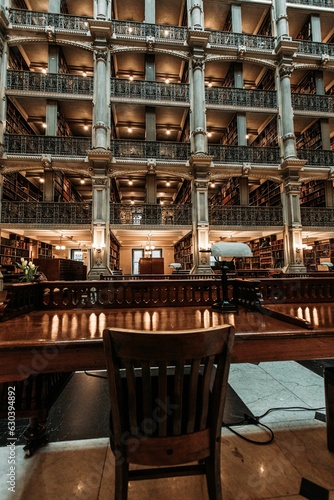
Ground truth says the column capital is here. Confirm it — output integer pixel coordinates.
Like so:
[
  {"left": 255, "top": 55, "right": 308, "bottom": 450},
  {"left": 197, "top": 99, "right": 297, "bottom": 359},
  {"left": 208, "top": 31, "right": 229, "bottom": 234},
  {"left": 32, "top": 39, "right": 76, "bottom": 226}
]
[
  {"left": 280, "top": 158, "right": 307, "bottom": 174},
  {"left": 87, "top": 149, "right": 112, "bottom": 168}
]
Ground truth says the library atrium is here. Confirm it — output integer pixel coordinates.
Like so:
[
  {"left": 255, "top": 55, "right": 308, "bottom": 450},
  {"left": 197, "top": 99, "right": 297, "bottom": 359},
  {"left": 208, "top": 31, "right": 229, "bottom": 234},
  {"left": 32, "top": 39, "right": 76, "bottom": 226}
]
[{"left": 0, "top": 0, "right": 334, "bottom": 277}]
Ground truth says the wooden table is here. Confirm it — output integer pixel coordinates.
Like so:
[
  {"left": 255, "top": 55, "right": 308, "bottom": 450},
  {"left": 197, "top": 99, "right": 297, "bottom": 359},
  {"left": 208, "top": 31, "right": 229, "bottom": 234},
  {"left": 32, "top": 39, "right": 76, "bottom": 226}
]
[
  {"left": 0, "top": 305, "right": 333, "bottom": 451},
  {"left": 1, "top": 305, "right": 334, "bottom": 381}
]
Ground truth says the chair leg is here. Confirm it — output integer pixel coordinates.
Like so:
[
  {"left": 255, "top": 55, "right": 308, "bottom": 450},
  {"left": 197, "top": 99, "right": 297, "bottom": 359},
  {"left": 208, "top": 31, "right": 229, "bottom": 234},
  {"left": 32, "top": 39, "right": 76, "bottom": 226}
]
[
  {"left": 205, "top": 441, "right": 223, "bottom": 500},
  {"left": 114, "top": 458, "right": 129, "bottom": 500}
]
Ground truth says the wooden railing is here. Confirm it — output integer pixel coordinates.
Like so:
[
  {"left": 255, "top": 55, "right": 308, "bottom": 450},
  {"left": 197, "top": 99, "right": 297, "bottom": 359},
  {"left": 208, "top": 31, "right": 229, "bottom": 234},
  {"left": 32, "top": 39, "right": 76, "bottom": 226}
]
[{"left": 234, "top": 277, "right": 334, "bottom": 305}]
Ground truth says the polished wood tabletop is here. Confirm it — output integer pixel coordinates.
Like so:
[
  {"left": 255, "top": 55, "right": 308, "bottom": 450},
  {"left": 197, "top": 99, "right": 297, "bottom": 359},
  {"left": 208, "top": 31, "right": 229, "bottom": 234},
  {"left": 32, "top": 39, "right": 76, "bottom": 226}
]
[{"left": 1, "top": 305, "right": 334, "bottom": 383}]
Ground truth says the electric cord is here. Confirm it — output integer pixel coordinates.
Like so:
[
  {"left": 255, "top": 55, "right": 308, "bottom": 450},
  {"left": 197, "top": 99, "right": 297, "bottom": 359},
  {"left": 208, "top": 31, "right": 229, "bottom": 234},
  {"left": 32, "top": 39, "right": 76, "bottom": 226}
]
[{"left": 223, "top": 405, "right": 326, "bottom": 445}]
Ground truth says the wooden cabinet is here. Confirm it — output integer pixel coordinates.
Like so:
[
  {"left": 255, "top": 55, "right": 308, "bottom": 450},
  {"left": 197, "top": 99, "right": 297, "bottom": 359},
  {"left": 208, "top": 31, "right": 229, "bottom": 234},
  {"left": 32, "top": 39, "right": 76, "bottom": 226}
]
[
  {"left": 0, "top": 234, "right": 30, "bottom": 268},
  {"left": 33, "top": 258, "right": 86, "bottom": 280},
  {"left": 139, "top": 258, "right": 164, "bottom": 275}
]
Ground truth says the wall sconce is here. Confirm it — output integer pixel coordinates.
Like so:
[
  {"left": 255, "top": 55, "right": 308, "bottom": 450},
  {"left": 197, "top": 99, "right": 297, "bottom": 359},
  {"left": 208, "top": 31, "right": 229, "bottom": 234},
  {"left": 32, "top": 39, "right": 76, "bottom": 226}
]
[
  {"left": 92, "top": 243, "right": 105, "bottom": 253},
  {"left": 295, "top": 243, "right": 313, "bottom": 252},
  {"left": 128, "top": 125, "right": 133, "bottom": 133}
]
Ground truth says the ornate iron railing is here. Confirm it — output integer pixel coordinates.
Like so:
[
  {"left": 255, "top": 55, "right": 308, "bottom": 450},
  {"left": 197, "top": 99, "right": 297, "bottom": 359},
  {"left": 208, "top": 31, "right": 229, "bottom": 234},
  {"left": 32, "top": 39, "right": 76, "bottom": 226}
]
[
  {"left": 4, "top": 134, "right": 91, "bottom": 156},
  {"left": 7, "top": 70, "right": 94, "bottom": 95},
  {"left": 206, "top": 87, "right": 277, "bottom": 109},
  {"left": 288, "top": 0, "right": 334, "bottom": 7},
  {"left": 301, "top": 207, "right": 334, "bottom": 226},
  {"left": 110, "top": 203, "right": 192, "bottom": 226},
  {"left": 4, "top": 135, "right": 332, "bottom": 167},
  {"left": 208, "top": 31, "right": 275, "bottom": 51},
  {"left": 208, "top": 145, "right": 281, "bottom": 164},
  {"left": 298, "top": 149, "right": 334, "bottom": 167},
  {"left": 209, "top": 206, "right": 284, "bottom": 226},
  {"left": 292, "top": 93, "right": 334, "bottom": 113},
  {"left": 0, "top": 202, "right": 92, "bottom": 224},
  {"left": 8, "top": 8, "right": 89, "bottom": 31},
  {"left": 110, "top": 79, "right": 189, "bottom": 103},
  {"left": 110, "top": 140, "right": 191, "bottom": 160},
  {"left": 111, "top": 20, "right": 187, "bottom": 42},
  {"left": 297, "top": 40, "right": 334, "bottom": 57}
]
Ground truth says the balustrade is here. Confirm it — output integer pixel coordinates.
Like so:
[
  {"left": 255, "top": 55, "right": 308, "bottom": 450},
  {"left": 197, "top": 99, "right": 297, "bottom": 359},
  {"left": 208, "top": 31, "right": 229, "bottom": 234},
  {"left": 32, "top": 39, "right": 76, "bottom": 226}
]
[
  {"left": 9, "top": 9, "right": 89, "bottom": 31},
  {"left": 292, "top": 93, "right": 334, "bottom": 113},
  {"left": 297, "top": 40, "right": 334, "bottom": 57},
  {"left": 208, "top": 31, "right": 275, "bottom": 51},
  {"left": 39, "top": 280, "right": 219, "bottom": 309},
  {"left": 206, "top": 88, "right": 277, "bottom": 109},
  {"left": 288, "top": 0, "right": 334, "bottom": 7},
  {"left": 7, "top": 71, "right": 93, "bottom": 95},
  {"left": 301, "top": 207, "right": 334, "bottom": 226},
  {"left": 110, "top": 79, "right": 189, "bottom": 103},
  {"left": 208, "top": 145, "right": 281, "bottom": 164},
  {"left": 110, "top": 203, "right": 192, "bottom": 226},
  {"left": 4, "top": 134, "right": 91, "bottom": 156},
  {"left": 110, "top": 140, "right": 191, "bottom": 161},
  {"left": 209, "top": 205, "right": 283, "bottom": 227},
  {"left": 0, "top": 202, "right": 92, "bottom": 225},
  {"left": 111, "top": 20, "right": 187, "bottom": 42}
]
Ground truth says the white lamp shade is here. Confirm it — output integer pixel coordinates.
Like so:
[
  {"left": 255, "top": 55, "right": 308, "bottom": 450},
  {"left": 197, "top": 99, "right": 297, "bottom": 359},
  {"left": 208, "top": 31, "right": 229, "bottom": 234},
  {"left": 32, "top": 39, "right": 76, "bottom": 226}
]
[
  {"left": 169, "top": 263, "right": 182, "bottom": 269},
  {"left": 211, "top": 242, "right": 253, "bottom": 258}
]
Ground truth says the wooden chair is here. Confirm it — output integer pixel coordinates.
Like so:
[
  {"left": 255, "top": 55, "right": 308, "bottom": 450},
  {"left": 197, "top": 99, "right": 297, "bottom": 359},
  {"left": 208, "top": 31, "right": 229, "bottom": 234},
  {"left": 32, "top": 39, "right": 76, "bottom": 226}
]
[{"left": 103, "top": 324, "right": 235, "bottom": 499}]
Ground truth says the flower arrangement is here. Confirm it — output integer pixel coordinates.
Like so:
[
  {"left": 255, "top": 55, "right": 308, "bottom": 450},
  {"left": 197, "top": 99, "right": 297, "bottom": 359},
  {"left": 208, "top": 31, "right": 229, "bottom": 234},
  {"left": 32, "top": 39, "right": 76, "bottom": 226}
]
[{"left": 16, "top": 258, "right": 39, "bottom": 282}]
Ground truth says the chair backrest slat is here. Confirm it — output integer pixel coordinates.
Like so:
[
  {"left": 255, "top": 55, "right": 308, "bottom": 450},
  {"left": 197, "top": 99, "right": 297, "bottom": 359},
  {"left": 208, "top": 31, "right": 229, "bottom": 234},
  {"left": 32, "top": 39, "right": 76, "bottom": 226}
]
[
  {"left": 142, "top": 361, "right": 152, "bottom": 432},
  {"left": 173, "top": 360, "right": 185, "bottom": 435},
  {"left": 157, "top": 361, "right": 168, "bottom": 437},
  {"left": 124, "top": 361, "right": 138, "bottom": 432},
  {"left": 199, "top": 355, "right": 215, "bottom": 430},
  {"left": 186, "top": 358, "right": 201, "bottom": 434}
]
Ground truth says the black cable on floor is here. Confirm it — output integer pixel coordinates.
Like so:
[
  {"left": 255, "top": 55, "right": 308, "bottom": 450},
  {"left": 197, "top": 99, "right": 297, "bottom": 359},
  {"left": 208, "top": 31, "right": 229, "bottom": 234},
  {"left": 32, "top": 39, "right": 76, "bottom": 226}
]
[{"left": 223, "top": 405, "right": 326, "bottom": 446}]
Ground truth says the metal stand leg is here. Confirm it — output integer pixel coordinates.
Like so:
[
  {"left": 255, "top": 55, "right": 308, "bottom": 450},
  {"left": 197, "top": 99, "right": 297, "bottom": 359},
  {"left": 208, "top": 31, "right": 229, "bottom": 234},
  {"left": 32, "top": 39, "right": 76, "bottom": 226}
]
[{"left": 324, "top": 367, "right": 334, "bottom": 452}]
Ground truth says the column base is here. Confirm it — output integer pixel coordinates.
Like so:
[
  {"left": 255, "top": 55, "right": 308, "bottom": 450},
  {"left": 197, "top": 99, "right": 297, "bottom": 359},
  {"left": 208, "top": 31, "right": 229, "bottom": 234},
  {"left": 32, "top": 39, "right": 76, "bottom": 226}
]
[
  {"left": 190, "top": 265, "right": 214, "bottom": 275},
  {"left": 284, "top": 264, "right": 307, "bottom": 273},
  {"left": 87, "top": 266, "right": 111, "bottom": 280}
]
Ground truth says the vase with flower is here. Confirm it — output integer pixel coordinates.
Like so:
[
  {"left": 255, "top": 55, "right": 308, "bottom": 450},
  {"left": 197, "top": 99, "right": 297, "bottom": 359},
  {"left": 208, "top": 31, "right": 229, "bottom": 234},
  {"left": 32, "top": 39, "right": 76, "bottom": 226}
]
[{"left": 16, "top": 258, "right": 39, "bottom": 282}]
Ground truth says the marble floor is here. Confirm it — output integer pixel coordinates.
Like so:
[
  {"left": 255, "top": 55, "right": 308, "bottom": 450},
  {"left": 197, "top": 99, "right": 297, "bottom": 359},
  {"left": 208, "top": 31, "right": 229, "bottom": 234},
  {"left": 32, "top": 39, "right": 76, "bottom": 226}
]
[{"left": 1, "top": 361, "right": 334, "bottom": 500}]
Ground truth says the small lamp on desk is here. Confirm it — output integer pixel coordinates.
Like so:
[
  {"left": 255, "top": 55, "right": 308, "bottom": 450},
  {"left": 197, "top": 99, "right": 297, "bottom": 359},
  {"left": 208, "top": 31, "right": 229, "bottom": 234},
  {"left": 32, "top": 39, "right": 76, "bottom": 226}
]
[{"left": 211, "top": 242, "right": 253, "bottom": 312}]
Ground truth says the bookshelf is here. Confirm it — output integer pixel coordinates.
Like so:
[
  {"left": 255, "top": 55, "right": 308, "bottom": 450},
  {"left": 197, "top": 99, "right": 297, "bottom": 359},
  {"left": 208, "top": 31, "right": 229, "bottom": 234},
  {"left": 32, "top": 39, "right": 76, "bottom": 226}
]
[
  {"left": 174, "top": 232, "right": 193, "bottom": 270},
  {"left": 3, "top": 173, "right": 43, "bottom": 202},
  {"left": 249, "top": 180, "right": 281, "bottom": 207},
  {"left": 300, "top": 180, "right": 326, "bottom": 207},
  {"left": 296, "top": 120, "right": 322, "bottom": 150},
  {"left": 221, "top": 115, "right": 237, "bottom": 145},
  {"left": 109, "top": 232, "right": 120, "bottom": 271},
  {"left": 251, "top": 117, "right": 278, "bottom": 147},
  {"left": 54, "top": 172, "right": 82, "bottom": 202}
]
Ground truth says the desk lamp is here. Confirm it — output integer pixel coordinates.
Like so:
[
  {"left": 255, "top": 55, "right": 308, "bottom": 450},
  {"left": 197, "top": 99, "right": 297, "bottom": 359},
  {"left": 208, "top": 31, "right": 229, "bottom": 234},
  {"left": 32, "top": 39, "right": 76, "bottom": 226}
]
[{"left": 211, "top": 242, "right": 253, "bottom": 312}]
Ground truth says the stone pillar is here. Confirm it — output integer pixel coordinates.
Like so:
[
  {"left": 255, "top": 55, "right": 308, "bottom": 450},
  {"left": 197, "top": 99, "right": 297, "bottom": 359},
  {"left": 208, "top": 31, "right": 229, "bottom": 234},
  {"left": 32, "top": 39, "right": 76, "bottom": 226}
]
[
  {"left": 189, "top": 51, "right": 208, "bottom": 154},
  {"left": 93, "top": 48, "right": 109, "bottom": 149},
  {"left": 145, "top": 0, "right": 155, "bottom": 23},
  {"left": 274, "top": 0, "right": 300, "bottom": 160},
  {"left": 188, "top": 0, "right": 203, "bottom": 30},
  {"left": 281, "top": 160, "right": 307, "bottom": 273},
  {"left": 87, "top": 153, "right": 112, "bottom": 279},
  {"left": 239, "top": 174, "right": 249, "bottom": 206},
  {"left": 189, "top": 154, "right": 214, "bottom": 274},
  {"left": 48, "top": 0, "right": 61, "bottom": 13},
  {"left": 95, "top": 0, "right": 109, "bottom": 19},
  {"left": 41, "top": 156, "right": 55, "bottom": 202},
  {"left": 0, "top": 28, "right": 8, "bottom": 143}
]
